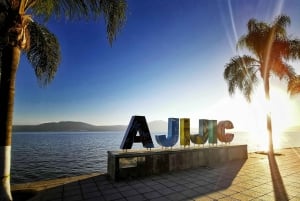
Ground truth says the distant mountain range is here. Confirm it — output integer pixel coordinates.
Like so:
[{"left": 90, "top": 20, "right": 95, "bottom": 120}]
[
  {"left": 13, "top": 120, "right": 168, "bottom": 132},
  {"left": 13, "top": 120, "right": 300, "bottom": 133}
]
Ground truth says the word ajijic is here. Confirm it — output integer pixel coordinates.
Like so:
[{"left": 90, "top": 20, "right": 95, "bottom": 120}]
[{"left": 120, "top": 116, "right": 234, "bottom": 149}]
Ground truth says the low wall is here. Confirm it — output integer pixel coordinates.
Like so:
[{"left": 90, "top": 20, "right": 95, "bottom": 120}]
[{"left": 107, "top": 145, "right": 248, "bottom": 181}]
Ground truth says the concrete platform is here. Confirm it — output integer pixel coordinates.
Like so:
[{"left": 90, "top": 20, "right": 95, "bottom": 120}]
[
  {"left": 107, "top": 145, "right": 248, "bottom": 181},
  {"left": 12, "top": 147, "right": 300, "bottom": 201}
]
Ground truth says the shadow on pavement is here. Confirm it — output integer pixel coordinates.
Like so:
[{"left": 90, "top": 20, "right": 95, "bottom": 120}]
[
  {"left": 17, "top": 159, "right": 246, "bottom": 201},
  {"left": 268, "top": 153, "right": 289, "bottom": 201}
]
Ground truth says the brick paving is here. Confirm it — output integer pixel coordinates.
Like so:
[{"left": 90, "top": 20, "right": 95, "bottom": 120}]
[{"left": 12, "top": 147, "right": 300, "bottom": 201}]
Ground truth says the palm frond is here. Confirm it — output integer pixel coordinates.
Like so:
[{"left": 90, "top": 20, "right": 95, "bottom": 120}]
[
  {"left": 271, "top": 61, "right": 295, "bottom": 80},
  {"left": 237, "top": 15, "right": 293, "bottom": 63},
  {"left": 288, "top": 75, "right": 300, "bottom": 96},
  {"left": 26, "top": 21, "right": 61, "bottom": 86},
  {"left": 271, "top": 37, "right": 290, "bottom": 59},
  {"left": 100, "top": 0, "right": 127, "bottom": 45},
  {"left": 224, "top": 55, "right": 259, "bottom": 102},
  {"left": 247, "top": 19, "right": 259, "bottom": 33},
  {"left": 286, "top": 39, "right": 300, "bottom": 60},
  {"left": 19, "top": 0, "right": 36, "bottom": 13},
  {"left": 32, "top": 0, "right": 89, "bottom": 20},
  {"left": 271, "top": 15, "right": 290, "bottom": 36},
  {"left": 31, "top": 0, "right": 127, "bottom": 45},
  {"left": 237, "top": 20, "right": 269, "bottom": 59}
]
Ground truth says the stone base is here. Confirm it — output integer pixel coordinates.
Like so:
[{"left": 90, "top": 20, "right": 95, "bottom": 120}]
[{"left": 107, "top": 145, "right": 247, "bottom": 181}]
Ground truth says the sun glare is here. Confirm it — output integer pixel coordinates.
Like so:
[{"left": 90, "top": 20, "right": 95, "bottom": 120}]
[
  {"left": 247, "top": 82, "right": 296, "bottom": 151},
  {"left": 209, "top": 80, "right": 297, "bottom": 152}
]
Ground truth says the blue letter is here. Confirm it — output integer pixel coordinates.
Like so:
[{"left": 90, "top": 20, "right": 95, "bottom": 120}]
[{"left": 155, "top": 118, "right": 179, "bottom": 147}]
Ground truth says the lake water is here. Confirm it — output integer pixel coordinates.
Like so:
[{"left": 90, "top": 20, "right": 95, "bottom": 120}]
[{"left": 11, "top": 131, "right": 300, "bottom": 184}]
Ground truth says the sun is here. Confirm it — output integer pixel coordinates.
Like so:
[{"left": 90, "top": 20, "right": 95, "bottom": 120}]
[
  {"left": 204, "top": 79, "right": 298, "bottom": 151},
  {"left": 248, "top": 81, "right": 296, "bottom": 151}
]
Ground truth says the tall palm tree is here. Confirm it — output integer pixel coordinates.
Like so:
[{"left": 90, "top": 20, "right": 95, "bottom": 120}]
[
  {"left": 224, "top": 15, "right": 300, "bottom": 156},
  {"left": 0, "top": 1, "right": 126, "bottom": 200}
]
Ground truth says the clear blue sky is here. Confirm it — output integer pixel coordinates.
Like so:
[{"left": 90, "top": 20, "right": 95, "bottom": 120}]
[{"left": 13, "top": 0, "right": 300, "bottom": 131}]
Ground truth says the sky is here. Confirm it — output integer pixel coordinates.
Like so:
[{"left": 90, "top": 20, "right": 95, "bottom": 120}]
[{"left": 13, "top": 0, "right": 300, "bottom": 132}]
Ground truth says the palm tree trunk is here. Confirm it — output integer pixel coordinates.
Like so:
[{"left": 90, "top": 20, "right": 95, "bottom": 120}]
[
  {"left": 0, "top": 46, "right": 21, "bottom": 201},
  {"left": 263, "top": 77, "right": 274, "bottom": 155}
]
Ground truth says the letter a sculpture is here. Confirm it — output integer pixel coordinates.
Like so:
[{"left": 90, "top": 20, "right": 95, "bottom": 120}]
[{"left": 120, "top": 116, "right": 154, "bottom": 149}]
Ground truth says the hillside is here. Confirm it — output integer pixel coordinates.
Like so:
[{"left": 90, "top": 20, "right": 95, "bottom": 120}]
[
  {"left": 13, "top": 121, "right": 126, "bottom": 132},
  {"left": 13, "top": 120, "right": 168, "bottom": 132}
]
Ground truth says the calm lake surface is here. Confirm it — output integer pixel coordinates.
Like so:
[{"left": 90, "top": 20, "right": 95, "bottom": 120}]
[{"left": 11, "top": 131, "right": 300, "bottom": 184}]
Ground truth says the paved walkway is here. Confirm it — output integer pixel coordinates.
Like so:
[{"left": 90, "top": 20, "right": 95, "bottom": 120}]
[{"left": 12, "top": 147, "right": 300, "bottom": 201}]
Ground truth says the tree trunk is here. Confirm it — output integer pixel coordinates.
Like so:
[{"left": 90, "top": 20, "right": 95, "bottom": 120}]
[
  {"left": 0, "top": 46, "right": 21, "bottom": 201},
  {"left": 263, "top": 77, "right": 274, "bottom": 155}
]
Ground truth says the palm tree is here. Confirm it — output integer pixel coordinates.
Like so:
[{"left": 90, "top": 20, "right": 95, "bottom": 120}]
[
  {"left": 0, "top": 1, "right": 126, "bottom": 200},
  {"left": 224, "top": 15, "right": 300, "bottom": 156}
]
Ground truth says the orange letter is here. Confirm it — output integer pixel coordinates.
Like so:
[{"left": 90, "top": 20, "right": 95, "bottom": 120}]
[{"left": 217, "top": 120, "right": 234, "bottom": 143}]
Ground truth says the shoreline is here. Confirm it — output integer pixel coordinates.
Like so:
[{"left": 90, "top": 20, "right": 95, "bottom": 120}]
[
  {"left": 11, "top": 146, "right": 300, "bottom": 188},
  {"left": 12, "top": 146, "right": 300, "bottom": 189},
  {"left": 11, "top": 131, "right": 300, "bottom": 184},
  {"left": 10, "top": 147, "right": 300, "bottom": 201}
]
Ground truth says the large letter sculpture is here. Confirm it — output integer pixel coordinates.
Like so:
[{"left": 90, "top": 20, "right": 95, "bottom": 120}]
[
  {"left": 217, "top": 120, "right": 234, "bottom": 143},
  {"left": 208, "top": 120, "right": 218, "bottom": 145},
  {"left": 180, "top": 118, "right": 190, "bottom": 146},
  {"left": 190, "top": 119, "right": 209, "bottom": 145},
  {"left": 120, "top": 116, "right": 154, "bottom": 149},
  {"left": 155, "top": 118, "right": 179, "bottom": 147}
]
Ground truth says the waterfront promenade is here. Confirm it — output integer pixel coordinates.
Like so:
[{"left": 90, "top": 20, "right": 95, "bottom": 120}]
[{"left": 12, "top": 147, "right": 300, "bottom": 201}]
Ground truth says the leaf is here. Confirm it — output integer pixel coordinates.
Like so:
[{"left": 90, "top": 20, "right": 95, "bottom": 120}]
[
  {"left": 224, "top": 55, "right": 259, "bottom": 102},
  {"left": 31, "top": 0, "right": 127, "bottom": 44},
  {"left": 288, "top": 76, "right": 300, "bottom": 96},
  {"left": 26, "top": 21, "right": 61, "bottom": 85}
]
